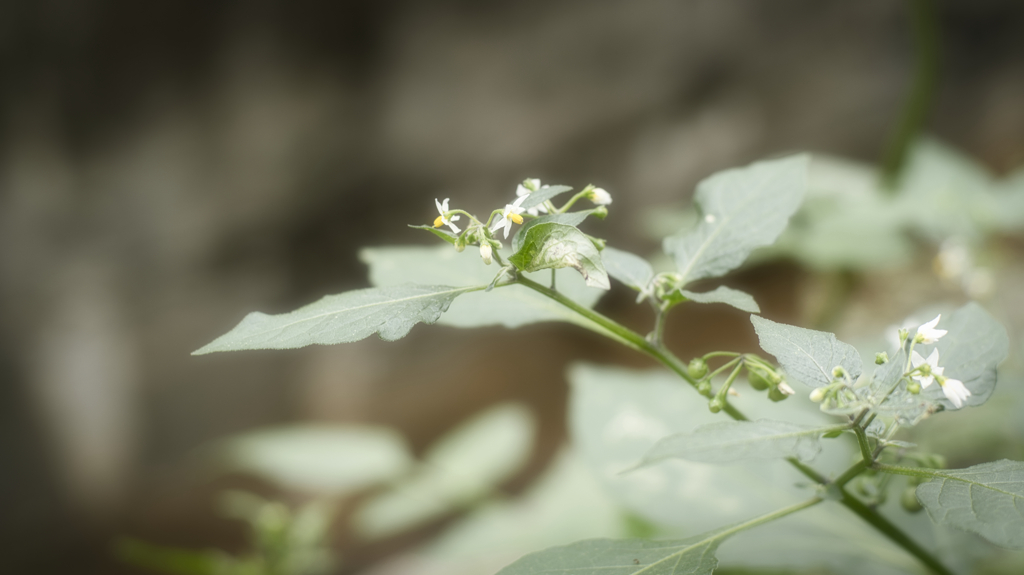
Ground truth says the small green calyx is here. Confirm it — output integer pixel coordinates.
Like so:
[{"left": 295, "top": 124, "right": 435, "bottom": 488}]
[
  {"left": 875, "top": 351, "right": 889, "bottom": 365},
  {"left": 688, "top": 358, "right": 709, "bottom": 380}
]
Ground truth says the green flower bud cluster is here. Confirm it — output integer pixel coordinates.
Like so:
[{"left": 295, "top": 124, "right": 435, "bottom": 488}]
[{"left": 745, "top": 360, "right": 793, "bottom": 402}]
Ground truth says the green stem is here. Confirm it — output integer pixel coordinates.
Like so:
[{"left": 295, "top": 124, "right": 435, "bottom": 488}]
[
  {"left": 515, "top": 276, "right": 952, "bottom": 575},
  {"left": 854, "top": 425, "right": 875, "bottom": 463},
  {"left": 709, "top": 496, "right": 823, "bottom": 543},
  {"left": 838, "top": 490, "right": 954, "bottom": 575},
  {"left": 881, "top": 0, "right": 940, "bottom": 187},
  {"left": 872, "top": 462, "right": 943, "bottom": 480}
]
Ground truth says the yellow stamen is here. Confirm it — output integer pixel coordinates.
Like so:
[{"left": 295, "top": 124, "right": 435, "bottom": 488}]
[
  {"left": 433, "top": 215, "right": 445, "bottom": 228},
  {"left": 510, "top": 213, "right": 524, "bottom": 225}
]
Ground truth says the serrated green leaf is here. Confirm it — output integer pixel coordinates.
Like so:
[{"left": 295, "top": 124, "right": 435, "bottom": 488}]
[
  {"left": 602, "top": 247, "right": 654, "bottom": 293},
  {"left": 512, "top": 208, "right": 604, "bottom": 253},
  {"left": 494, "top": 533, "right": 724, "bottom": 575},
  {"left": 664, "top": 155, "right": 808, "bottom": 285},
  {"left": 219, "top": 425, "right": 414, "bottom": 494},
  {"left": 193, "top": 284, "right": 479, "bottom": 354},
  {"left": 509, "top": 223, "right": 610, "bottom": 289},
  {"left": 679, "top": 287, "right": 759, "bottom": 313},
  {"left": 750, "top": 315, "right": 862, "bottom": 389},
  {"left": 920, "top": 302, "right": 1009, "bottom": 409},
  {"left": 915, "top": 459, "right": 1024, "bottom": 549},
  {"left": 408, "top": 224, "right": 458, "bottom": 244},
  {"left": 636, "top": 419, "right": 842, "bottom": 467},
  {"left": 360, "top": 246, "right": 604, "bottom": 329},
  {"left": 519, "top": 185, "right": 574, "bottom": 210}
]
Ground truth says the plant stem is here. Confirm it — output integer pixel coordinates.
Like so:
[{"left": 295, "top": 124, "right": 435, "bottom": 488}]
[
  {"left": 881, "top": 0, "right": 940, "bottom": 187},
  {"left": 516, "top": 276, "right": 953, "bottom": 575}
]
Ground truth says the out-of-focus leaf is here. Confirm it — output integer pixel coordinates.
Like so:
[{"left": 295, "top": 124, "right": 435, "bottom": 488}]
[
  {"left": 916, "top": 459, "right": 1024, "bottom": 549},
  {"left": 361, "top": 246, "right": 604, "bottom": 329},
  {"left": 219, "top": 425, "right": 413, "bottom": 495},
  {"left": 518, "top": 185, "right": 573, "bottom": 210},
  {"left": 635, "top": 419, "right": 841, "bottom": 467},
  {"left": 352, "top": 403, "right": 535, "bottom": 539},
  {"left": 594, "top": 246, "right": 654, "bottom": 294},
  {"left": 750, "top": 315, "right": 863, "bottom": 389},
  {"left": 509, "top": 223, "right": 610, "bottom": 289},
  {"left": 679, "top": 287, "right": 759, "bottom": 313},
  {"left": 922, "top": 302, "right": 1009, "bottom": 409},
  {"left": 116, "top": 539, "right": 256, "bottom": 575},
  {"left": 664, "top": 155, "right": 808, "bottom": 285},
  {"left": 193, "top": 284, "right": 478, "bottom": 354},
  {"left": 568, "top": 364, "right": 927, "bottom": 575}
]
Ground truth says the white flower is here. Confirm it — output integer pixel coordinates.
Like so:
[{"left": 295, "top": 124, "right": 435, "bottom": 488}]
[
  {"left": 910, "top": 348, "right": 943, "bottom": 389},
  {"left": 940, "top": 377, "right": 971, "bottom": 408},
  {"left": 433, "top": 198, "right": 461, "bottom": 233},
  {"left": 914, "top": 314, "right": 947, "bottom": 344},
  {"left": 490, "top": 194, "right": 528, "bottom": 239},
  {"left": 479, "top": 243, "right": 493, "bottom": 265},
  {"left": 777, "top": 382, "right": 795, "bottom": 396},
  {"left": 516, "top": 179, "right": 548, "bottom": 216},
  {"left": 588, "top": 187, "right": 612, "bottom": 205}
]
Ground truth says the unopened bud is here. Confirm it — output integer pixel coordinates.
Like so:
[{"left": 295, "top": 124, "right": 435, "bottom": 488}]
[
  {"left": 907, "top": 381, "right": 921, "bottom": 394},
  {"left": 479, "top": 243, "right": 493, "bottom": 265},
  {"left": 900, "top": 487, "right": 923, "bottom": 513},
  {"left": 697, "top": 380, "right": 712, "bottom": 397},
  {"left": 747, "top": 369, "right": 771, "bottom": 391},
  {"left": 809, "top": 387, "right": 827, "bottom": 403},
  {"left": 454, "top": 234, "right": 468, "bottom": 252},
  {"left": 590, "top": 237, "right": 607, "bottom": 250},
  {"left": 768, "top": 383, "right": 793, "bottom": 402},
  {"left": 688, "top": 358, "right": 709, "bottom": 380},
  {"left": 875, "top": 352, "right": 889, "bottom": 365},
  {"left": 588, "top": 187, "right": 612, "bottom": 205},
  {"left": 832, "top": 366, "right": 846, "bottom": 378},
  {"left": 708, "top": 397, "right": 725, "bottom": 413},
  {"left": 898, "top": 328, "right": 909, "bottom": 344},
  {"left": 592, "top": 205, "right": 609, "bottom": 219}
]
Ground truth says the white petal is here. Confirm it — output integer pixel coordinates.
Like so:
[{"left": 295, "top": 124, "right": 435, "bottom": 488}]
[
  {"left": 435, "top": 198, "right": 445, "bottom": 213},
  {"left": 942, "top": 378, "right": 971, "bottom": 408},
  {"left": 515, "top": 184, "right": 530, "bottom": 197},
  {"left": 925, "top": 348, "right": 940, "bottom": 368},
  {"left": 527, "top": 178, "right": 541, "bottom": 189},
  {"left": 502, "top": 218, "right": 513, "bottom": 238},
  {"left": 911, "top": 350, "right": 927, "bottom": 368},
  {"left": 919, "top": 315, "right": 941, "bottom": 332},
  {"left": 778, "top": 382, "right": 795, "bottom": 396},
  {"left": 510, "top": 195, "right": 528, "bottom": 209}
]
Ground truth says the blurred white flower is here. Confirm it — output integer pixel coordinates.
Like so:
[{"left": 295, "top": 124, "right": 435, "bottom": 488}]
[
  {"left": 479, "top": 243, "right": 493, "bottom": 265},
  {"left": 910, "top": 348, "right": 943, "bottom": 389},
  {"left": 516, "top": 178, "right": 548, "bottom": 216},
  {"left": 940, "top": 377, "right": 971, "bottom": 408},
  {"left": 588, "top": 187, "right": 612, "bottom": 205},
  {"left": 914, "top": 315, "right": 947, "bottom": 344}
]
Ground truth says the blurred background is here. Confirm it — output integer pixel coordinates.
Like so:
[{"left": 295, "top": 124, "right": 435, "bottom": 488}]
[{"left": 2, "top": 1, "right": 1024, "bottom": 574}]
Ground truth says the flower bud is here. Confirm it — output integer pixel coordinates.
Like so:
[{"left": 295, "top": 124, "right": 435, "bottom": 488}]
[
  {"left": 898, "top": 328, "right": 909, "bottom": 344},
  {"left": 592, "top": 205, "right": 609, "bottom": 219},
  {"left": 747, "top": 368, "right": 771, "bottom": 391},
  {"left": 768, "top": 382, "right": 794, "bottom": 402},
  {"left": 900, "top": 487, "right": 923, "bottom": 513},
  {"left": 696, "top": 380, "right": 712, "bottom": 397},
  {"left": 875, "top": 352, "right": 889, "bottom": 365},
  {"left": 454, "top": 234, "right": 467, "bottom": 252},
  {"left": 688, "top": 358, "right": 709, "bottom": 380},
  {"left": 588, "top": 187, "right": 613, "bottom": 205},
  {"left": 906, "top": 381, "right": 921, "bottom": 394},
  {"left": 809, "top": 387, "right": 827, "bottom": 403},
  {"left": 708, "top": 397, "right": 724, "bottom": 413},
  {"left": 832, "top": 366, "right": 846, "bottom": 378},
  {"left": 479, "top": 243, "right": 493, "bottom": 265}
]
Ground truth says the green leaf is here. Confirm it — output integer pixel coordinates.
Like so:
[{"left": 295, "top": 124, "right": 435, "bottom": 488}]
[
  {"left": 115, "top": 539, "right": 250, "bottom": 575},
  {"left": 602, "top": 247, "right": 654, "bottom": 293},
  {"left": 360, "top": 246, "right": 604, "bottom": 329},
  {"left": 509, "top": 223, "right": 610, "bottom": 289},
  {"left": 635, "top": 419, "right": 841, "bottom": 467},
  {"left": 664, "top": 155, "right": 808, "bottom": 285},
  {"left": 408, "top": 224, "right": 457, "bottom": 244},
  {"left": 679, "top": 287, "right": 759, "bottom": 313},
  {"left": 218, "top": 425, "right": 414, "bottom": 495},
  {"left": 494, "top": 532, "right": 725, "bottom": 575},
  {"left": 567, "top": 364, "right": 939, "bottom": 575},
  {"left": 915, "top": 459, "right": 1024, "bottom": 549},
  {"left": 512, "top": 208, "right": 604, "bottom": 253},
  {"left": 352, "top": 403, "right": 535, "bottom": 539},
  {"left": 750, "top": 315, "right": 862, "bottom": 389},
  {"left": 922, "top": 302, "right": 1009, "bottom": 409},
  {"left": 519, "top": 184, "right": 574, "bottom": 210},
  {"left": 193, "top": 284, "right": 479, "bottom": 354}
]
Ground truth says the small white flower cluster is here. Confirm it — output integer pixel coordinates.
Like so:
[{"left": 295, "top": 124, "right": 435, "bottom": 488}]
[
  {"left": 429, "top": 179, "right": 612, "bottom": 265},
  {"left": 907, "top": 315, "right": 971, "bottom": 408}
]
